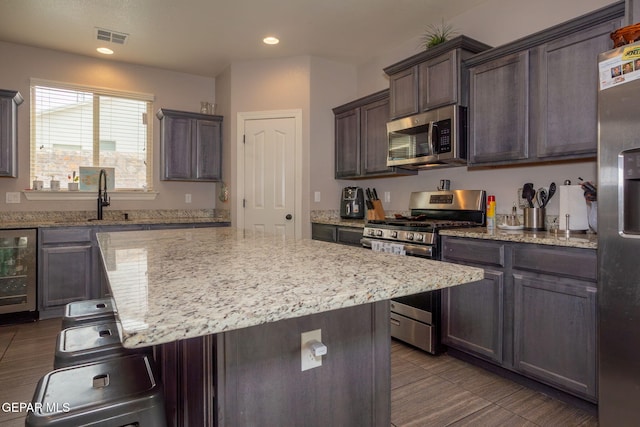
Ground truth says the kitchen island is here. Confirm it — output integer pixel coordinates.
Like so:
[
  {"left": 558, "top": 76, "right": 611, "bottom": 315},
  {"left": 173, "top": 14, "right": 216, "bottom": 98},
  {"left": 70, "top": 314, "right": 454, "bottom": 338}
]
[{"left": 96, "top": 227, "right": 483, "bottom": 427}]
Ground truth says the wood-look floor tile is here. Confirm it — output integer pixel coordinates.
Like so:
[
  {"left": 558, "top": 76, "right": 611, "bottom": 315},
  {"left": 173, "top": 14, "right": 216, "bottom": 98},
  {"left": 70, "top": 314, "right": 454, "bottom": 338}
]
[
  {"left": 391, "top": 374, "right": 491, "bottom": 426},
  {"left": 447, "top": 404, "right": 537, "bottom": 427},
  {"left": 0, "top": 412, "right": 28, "bottom": 426},
  {"left": 437, "top": 360, "right": 524, "bottom": 403},
  {"left": 392, "top": 354, "right": 432, "bottom": 390},
  {"left": 496, "top": 387, "right": 596, "bottom": 426}
]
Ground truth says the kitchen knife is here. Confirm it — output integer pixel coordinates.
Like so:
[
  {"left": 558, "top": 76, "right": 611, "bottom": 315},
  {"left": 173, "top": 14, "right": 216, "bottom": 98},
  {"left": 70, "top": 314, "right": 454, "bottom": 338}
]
[{"left": 372, "top": 188, "right": 379, "bottom": 200}]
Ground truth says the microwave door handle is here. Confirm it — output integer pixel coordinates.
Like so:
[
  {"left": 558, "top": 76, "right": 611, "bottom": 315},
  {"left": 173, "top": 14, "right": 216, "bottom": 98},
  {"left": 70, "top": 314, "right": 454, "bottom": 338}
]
[
  {"left": 431, "top": 122, "right": 440, "bottom": 154},
  {"left": 427, "top": 121, "right": 434, "bottom": 156}
]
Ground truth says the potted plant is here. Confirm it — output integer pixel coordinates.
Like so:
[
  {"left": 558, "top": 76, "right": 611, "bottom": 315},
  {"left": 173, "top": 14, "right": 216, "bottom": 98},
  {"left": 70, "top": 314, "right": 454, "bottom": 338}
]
[
  {"left": 422, "top": 19, "right": 457, "bottom": 49},
  {"left": 67, "top": 172, "right": 79, "bottom": 191}
]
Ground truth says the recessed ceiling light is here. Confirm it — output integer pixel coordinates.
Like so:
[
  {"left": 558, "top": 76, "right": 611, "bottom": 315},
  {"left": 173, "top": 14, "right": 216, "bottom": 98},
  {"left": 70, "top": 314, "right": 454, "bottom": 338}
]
[
  {"left": 263, "top": 36, "right": 279, "bottom": 45},
  {"left": 97, "top": 47, "right": 114, "bottom": 55}
]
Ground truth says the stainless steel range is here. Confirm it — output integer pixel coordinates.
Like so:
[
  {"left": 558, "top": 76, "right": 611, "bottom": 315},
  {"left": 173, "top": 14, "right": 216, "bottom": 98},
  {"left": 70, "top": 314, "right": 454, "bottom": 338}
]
[{"left": 361, "top": 189, "right": 486, "bottom": 354}]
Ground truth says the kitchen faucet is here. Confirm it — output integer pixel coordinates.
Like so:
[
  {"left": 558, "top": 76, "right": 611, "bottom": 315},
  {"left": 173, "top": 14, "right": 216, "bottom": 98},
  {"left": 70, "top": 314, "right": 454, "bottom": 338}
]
[{"left": 97, "top": 169, "right": 110, "bottom": 220}]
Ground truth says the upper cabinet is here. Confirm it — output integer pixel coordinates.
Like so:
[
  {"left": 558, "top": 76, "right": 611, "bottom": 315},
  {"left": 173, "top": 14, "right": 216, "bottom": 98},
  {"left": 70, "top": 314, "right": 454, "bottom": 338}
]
[
  {"left": 384, "top": 36, "right": 492, "bottom": 120},
  {"left": 157, "top": 109, "right": 222, "bottom": 181},
  {"left": 333, "top": 90, "right": 416, "bottom": 179},
  {"left": 0, "top": 90, "right": 24, "bottom": 178},
  {"left": 466, "top": 3, "right": 624, "bottom": 167}
]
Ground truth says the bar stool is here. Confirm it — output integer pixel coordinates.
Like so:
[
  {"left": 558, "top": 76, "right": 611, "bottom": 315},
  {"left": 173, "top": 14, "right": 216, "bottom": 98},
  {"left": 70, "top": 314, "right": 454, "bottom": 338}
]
[
  {"left": 26, "top": 354, "right": 167, "bottom": 426},
  {"left": 61, "top": 298, "right": 116, "bottom": 329},
  {"left": 54, "top": 321, "right": 148, "bottom": 369}
]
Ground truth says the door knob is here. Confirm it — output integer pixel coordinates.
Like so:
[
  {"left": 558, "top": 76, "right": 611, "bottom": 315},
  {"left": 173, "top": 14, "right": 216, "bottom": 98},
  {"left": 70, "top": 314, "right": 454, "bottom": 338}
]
[{"left": 285, "top": 214, "right": 293, "bottom": 220}]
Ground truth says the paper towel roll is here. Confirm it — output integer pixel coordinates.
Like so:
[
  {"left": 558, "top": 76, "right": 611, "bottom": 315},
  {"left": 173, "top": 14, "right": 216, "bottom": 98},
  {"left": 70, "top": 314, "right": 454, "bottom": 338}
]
[{"left": 559, "top": 185, "right": 589, "bottom": 231}]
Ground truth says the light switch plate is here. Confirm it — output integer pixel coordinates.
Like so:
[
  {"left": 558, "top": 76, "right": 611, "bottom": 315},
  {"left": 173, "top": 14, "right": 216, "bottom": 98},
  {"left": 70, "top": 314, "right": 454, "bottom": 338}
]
[
  {"left": 301, "top": 329, "right": 322, "bottom": 371},
  {"left": 185, "top": 193, "right": 192, "bottom": 203}
]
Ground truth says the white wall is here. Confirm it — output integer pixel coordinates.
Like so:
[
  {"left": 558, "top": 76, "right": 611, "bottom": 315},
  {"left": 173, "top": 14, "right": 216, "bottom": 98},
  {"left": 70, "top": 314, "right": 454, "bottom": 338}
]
[
  {"left": 0, "top": 41, "right": 217, "bottom": 213},
  {"left": 343, "top": 0, "right": 617, "bottom": 216}
]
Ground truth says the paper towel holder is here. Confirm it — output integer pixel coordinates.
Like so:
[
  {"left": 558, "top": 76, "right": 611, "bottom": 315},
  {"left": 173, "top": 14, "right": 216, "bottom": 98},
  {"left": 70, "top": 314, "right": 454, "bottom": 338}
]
[{"left": 564, "top": 213, "right": 587, "bottom": 235}]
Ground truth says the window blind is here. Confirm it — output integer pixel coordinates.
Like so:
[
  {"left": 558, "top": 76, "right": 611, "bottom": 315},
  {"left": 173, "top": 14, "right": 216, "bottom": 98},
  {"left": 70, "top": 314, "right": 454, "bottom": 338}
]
[{"left": 30, "top": 80, "right": 153, "bottom": 190}]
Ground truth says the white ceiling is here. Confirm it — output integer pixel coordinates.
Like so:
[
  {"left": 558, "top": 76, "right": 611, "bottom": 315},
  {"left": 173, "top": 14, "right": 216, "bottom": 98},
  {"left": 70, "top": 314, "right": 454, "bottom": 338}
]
[{"left": 0, "top": 0, "right": 489, "bottom": 78}]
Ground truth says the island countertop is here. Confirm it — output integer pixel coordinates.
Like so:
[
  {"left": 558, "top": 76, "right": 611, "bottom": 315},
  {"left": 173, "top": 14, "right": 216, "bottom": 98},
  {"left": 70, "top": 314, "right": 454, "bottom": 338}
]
[{"left": 96, "top": 227, "right": 483, "bottom": 348}]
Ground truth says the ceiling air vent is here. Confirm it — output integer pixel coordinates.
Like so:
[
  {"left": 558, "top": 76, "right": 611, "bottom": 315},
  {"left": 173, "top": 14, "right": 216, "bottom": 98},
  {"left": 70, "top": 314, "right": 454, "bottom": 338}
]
[{"left": 95, "top": 28, "right": 128, "bottom": 45}]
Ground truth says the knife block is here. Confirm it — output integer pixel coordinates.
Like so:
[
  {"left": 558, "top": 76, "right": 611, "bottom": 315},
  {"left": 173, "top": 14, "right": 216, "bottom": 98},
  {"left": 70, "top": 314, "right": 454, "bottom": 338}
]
[{"left": 367, "top": 200, "right": 386, "bottom": 221}]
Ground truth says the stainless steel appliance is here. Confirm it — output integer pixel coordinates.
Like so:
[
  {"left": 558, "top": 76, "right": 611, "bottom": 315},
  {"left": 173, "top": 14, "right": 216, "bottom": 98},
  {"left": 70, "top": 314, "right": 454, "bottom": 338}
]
[
  {"left": 597, "top": 41, "right": 640, "bottom": 425},
  {"left": 362, "top": 189, "right": 486, "bottom": 353},
  {"left": 0, "top": 229, "right": 36, "bottom": 319},
  {"left": 387, "top": 104, "right": 467, "bottom": 169},
  {"left": 340, "top": 186, "right": 365, "bottom": 219}
]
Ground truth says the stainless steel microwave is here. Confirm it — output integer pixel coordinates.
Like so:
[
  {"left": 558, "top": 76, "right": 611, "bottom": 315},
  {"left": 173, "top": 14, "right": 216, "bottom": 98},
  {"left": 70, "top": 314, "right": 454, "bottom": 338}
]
[{"left": 386, "top": 105, "right": 467, "bottom": 169}]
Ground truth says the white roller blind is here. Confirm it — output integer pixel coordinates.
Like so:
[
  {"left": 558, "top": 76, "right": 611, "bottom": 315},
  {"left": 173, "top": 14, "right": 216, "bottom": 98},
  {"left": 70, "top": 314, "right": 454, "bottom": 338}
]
[{"left": 30, "top": 80, "right": 153, "bottom": 190}]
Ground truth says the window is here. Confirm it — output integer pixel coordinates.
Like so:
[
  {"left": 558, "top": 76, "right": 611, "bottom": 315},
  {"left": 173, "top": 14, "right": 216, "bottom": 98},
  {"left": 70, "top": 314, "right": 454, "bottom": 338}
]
[{"left": 30, "top": 80, "right": 153, "bottom": 190}]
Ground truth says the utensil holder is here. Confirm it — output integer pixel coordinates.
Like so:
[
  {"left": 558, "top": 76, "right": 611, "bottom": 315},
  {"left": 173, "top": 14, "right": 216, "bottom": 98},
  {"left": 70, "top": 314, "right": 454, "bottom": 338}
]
[
  {"left": 367, "top": 200, "right": 386, "bottom": 221},
  {"left": 524, "top": 207, "right": 546, "bottom": 231}
]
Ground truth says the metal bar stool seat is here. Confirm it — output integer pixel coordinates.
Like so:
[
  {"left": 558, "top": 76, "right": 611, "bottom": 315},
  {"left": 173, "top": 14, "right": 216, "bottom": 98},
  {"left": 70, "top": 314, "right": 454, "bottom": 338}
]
[
  {"left": 26, "top": 354, "right": 166, "bottom": 426},
  {"left": 61, "top": 298, "right": 116, "bottom": 329},
  {"left": 54, "top": 321, "right": 148, "bottom": 369}
]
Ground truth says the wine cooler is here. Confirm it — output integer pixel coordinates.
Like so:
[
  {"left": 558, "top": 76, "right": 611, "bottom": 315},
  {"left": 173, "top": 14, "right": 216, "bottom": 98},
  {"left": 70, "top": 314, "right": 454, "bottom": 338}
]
[{"left": 0, "top": 229, "right": 36, "bottom": 315}]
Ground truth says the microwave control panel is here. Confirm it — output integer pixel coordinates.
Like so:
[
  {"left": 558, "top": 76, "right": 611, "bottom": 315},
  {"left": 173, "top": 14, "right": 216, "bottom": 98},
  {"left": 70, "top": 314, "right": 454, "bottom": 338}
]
[{"left": 434, "top": 119, "right": 452, "bottom": 154}]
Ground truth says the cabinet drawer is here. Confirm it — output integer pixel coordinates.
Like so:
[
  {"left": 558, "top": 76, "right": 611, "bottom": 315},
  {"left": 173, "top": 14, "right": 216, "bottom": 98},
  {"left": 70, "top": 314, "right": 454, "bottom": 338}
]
[
  {"left": 311, "top": 224, "right": 336, "bottom": 242},
  {"left": 441, "top": 238, "right": 505, "bottom": 267},
  {"left": 336, "top": 227, "right": 363, "bottom": 246},
  {"left": 40, "top": 228, "right": 92, "bottom": 244},
  {"left": 512, "top": 245, "right": 596, "bottom": 281}
]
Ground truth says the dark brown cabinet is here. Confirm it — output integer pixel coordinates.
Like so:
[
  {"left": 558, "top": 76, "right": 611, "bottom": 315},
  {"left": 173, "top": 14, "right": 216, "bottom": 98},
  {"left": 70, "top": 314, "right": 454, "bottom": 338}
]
[
  {"left": 0, "top": 90, "right": 23, "bottom": 177},
  {"left": 157, "top": 109, "right": 222, "bottom": 181},
  {"left": 311, "top": 223, "right": 363, "bottom": 247},
  {"left": 384, "top": 36, "right": 491, "bottom": 120},
  {"left": 441, "top": 236, "right": 598, "bottom": 402},
  {"left": 469, "top": 51, "right": 530, "bottom": 164},
  {"left": 441, "top": 238, "right": 506, "bottom": 365},
  {"left": 39, "top": 228, "right": 94, "bottom": 318},
  {"left": 466, "top": 4, "right": 623, "bottom": 166},
  {"left": 333, "top": 90, "right": 415, "bottom": 179}
]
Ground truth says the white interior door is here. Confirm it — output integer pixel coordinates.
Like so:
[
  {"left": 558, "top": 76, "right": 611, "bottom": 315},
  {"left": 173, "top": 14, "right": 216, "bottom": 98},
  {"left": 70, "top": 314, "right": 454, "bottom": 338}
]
[{"left": 243, "top": 117, "right": 296, "bottom": 238}]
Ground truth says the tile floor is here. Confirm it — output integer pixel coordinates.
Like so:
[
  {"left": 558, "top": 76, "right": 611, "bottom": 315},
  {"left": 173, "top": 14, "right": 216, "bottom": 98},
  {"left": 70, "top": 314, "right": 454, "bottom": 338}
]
[
  {"left": 0, "top": 319, "right": 597, "bottom": 426},
  {"left": 391, "top": 339, "right": 598, "bottom": 426}
]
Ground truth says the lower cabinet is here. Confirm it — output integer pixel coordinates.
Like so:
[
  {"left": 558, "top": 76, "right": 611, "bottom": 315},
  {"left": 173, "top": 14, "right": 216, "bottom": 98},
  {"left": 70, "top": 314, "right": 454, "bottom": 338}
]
[
  {"left": 39, "top": 228, "right": 94, "bottom": 318},
  {"left": 311, "top": 223, "right": 363, "bottom": 247},
  {"left": 441, "top": 236, "right": 597, "bottom": 402},
  {"left": 39, "top": 222, "right": 230, "bottom": 318}
]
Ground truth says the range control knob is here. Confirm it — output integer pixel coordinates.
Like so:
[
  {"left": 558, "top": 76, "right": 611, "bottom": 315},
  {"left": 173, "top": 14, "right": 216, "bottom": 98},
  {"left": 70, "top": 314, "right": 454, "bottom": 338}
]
[
  {"left": 390, "top": 231, "right": 398, "bottom": 238},
  {"left": 368, "top": 229, "right": 375, "bottom": 236},
  {"left": 415, "top": 234, "right": 423, "bottom": 242},
  {"left": 375, "top": 230, "right": 383, "bottom": 237},
  {"left": 406, "top": 233, "right": 414, "bottom": 241}
]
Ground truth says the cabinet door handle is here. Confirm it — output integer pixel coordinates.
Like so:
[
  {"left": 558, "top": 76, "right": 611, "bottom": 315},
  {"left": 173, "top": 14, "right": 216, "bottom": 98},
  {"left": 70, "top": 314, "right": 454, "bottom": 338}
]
[{"left": 390, "top": 317, "right": 401, "bottom": 326}]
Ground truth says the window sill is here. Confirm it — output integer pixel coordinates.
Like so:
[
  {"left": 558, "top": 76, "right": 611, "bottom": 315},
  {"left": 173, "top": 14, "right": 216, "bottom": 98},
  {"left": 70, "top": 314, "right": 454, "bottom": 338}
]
[{"left": 22, "top": 190, "right": 158, "bottom": 201}]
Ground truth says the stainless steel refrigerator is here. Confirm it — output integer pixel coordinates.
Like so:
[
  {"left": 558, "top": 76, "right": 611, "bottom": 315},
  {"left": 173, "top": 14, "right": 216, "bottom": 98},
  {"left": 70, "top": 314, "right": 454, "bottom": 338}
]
[{"left": 598, "top": 41, "right": 640, "bottom": 425}]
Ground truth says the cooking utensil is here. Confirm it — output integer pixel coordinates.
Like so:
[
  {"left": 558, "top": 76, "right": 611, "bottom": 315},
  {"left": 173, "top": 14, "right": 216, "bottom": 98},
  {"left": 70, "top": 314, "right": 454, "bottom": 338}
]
[
  {"left": 537, "top": 188, "right": 548, "bottom": 208},
  {"left": 522, "top": 183, "right": 535, "bottom": 208},
  {"left": 546, "top": 182, "right": 556, "bottom": 206},
  {"left": 372, "top": 188, "right": 379, "bottom": 200}
]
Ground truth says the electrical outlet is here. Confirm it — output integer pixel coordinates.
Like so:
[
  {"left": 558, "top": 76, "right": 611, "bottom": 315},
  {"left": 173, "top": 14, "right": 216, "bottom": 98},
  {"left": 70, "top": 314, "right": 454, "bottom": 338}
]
[
  {"left": 314, "top": 191, "right": 321, "bottom": 202},
  {"left": 5, "top": 192, "right": 20, "bottom": 204},
  {"left": 384, "top": 191, "right": 391, "bottom": 203},
  {"left": 185, "top": 193, "right": 192, "bottom": 203},
  {"left": 301, "top": 329, "right": 323, "bottom": 371}
]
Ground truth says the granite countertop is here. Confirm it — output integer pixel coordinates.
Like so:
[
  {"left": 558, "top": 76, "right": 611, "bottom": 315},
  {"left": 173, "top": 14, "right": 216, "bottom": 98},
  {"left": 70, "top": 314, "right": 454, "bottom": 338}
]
[
  {"left": 0, "top": 209, "right": 230, "bottom": 230},
  {"left": 440, "top": 227, "right": 597, "bottom": 250},
  {"left": 96, "top": 227, "right": 484, "bottom": 348}
]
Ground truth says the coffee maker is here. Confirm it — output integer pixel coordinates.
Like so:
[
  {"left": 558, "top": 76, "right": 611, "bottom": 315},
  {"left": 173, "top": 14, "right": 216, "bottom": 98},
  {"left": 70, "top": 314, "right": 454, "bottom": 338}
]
[{"left": 340, "top": 187, "right": 365, "bottom": 219}]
